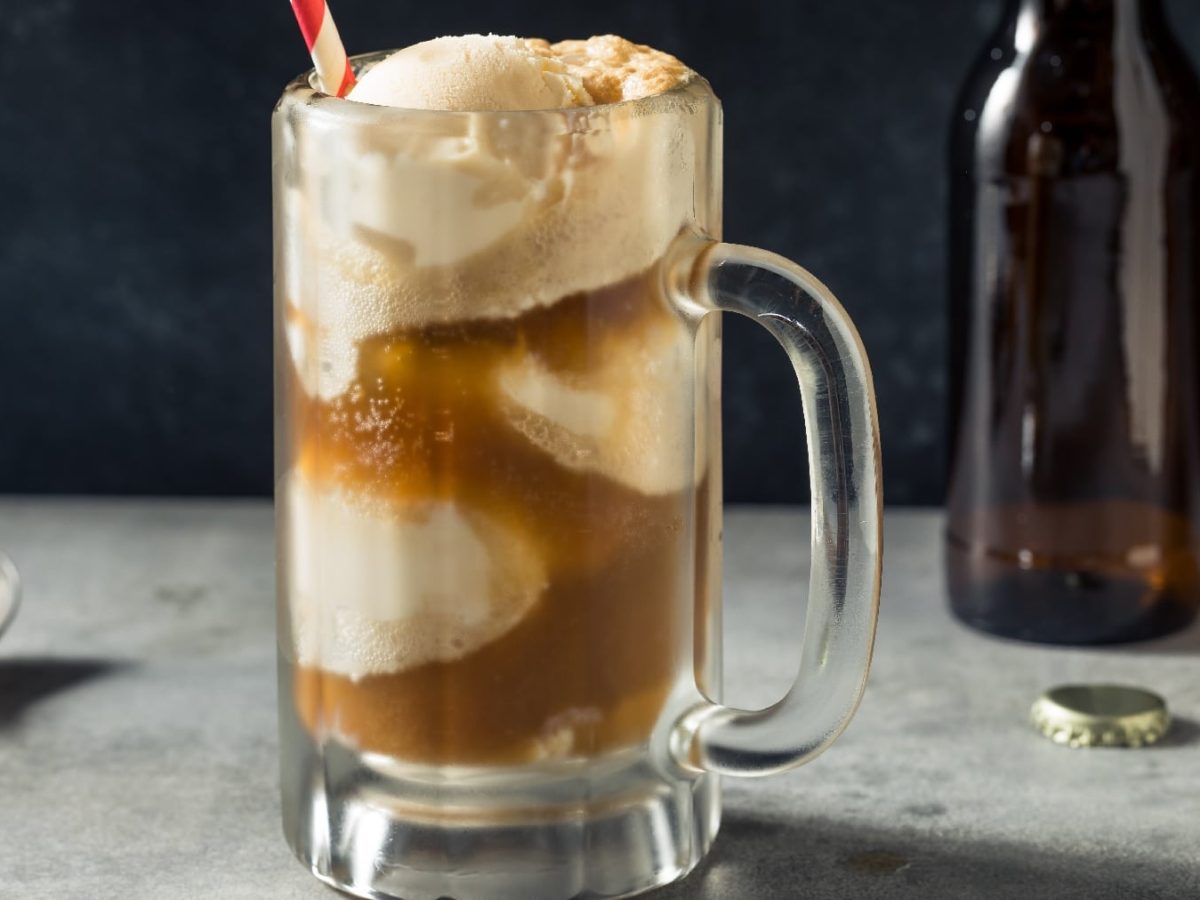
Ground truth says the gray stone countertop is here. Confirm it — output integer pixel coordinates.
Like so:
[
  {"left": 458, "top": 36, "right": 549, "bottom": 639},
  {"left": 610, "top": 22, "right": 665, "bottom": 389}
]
[{"left": 0, "top": 501, "right": 1197, "bottom": 899}]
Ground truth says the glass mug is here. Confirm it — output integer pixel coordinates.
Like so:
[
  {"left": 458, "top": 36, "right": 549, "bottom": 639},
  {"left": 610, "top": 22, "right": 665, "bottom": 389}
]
[{"left": 273, "top": 54, "right": 882, "bottom": 900}]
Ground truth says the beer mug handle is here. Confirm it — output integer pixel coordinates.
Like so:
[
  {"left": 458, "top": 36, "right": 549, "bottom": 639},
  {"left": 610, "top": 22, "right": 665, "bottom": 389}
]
[{"left": 667, "top": 238, "right": 883, "bottom": 777}]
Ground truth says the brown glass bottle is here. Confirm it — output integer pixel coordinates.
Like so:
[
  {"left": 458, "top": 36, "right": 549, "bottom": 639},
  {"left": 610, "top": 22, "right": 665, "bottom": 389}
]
[{"left": 947, "top": 0, "right": 1200, "bottom": 643}]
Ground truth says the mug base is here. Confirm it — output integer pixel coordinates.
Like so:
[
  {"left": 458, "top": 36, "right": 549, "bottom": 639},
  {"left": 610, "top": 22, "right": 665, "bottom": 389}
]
[{"left": 280, "top": 698, "right": 720, "bottom": 899}]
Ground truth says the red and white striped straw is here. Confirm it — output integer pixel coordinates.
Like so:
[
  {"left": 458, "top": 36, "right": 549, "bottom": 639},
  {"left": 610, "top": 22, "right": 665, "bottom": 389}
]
[{"left": 290, "top": 0, "right": 357, "bottom": 97}]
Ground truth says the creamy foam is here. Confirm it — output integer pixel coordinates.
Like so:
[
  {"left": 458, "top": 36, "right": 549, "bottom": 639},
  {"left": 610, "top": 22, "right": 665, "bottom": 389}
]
[
  {"left": 497, "top": 298, "right": 695, "bottom": 495},
  {"left": 548, "top": 35, "right": 694, "bottom": 105},
  {"left": 348, "top": 34, "right": 693, "bottom": 110},
  {"left": 287, "top": 476, "right": 546, "bottom": 678},
  {"left": 282, "top": 35, "right": 700, "bottom": 401}
]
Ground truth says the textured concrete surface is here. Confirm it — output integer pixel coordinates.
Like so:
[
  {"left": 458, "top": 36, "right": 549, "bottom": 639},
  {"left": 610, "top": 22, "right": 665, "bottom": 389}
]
[{"left": 0, "top": 501, "right": 1197, "bottom": 899}]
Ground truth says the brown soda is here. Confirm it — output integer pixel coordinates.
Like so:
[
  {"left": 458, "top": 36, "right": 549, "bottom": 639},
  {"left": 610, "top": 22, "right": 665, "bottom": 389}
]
[{"left": 283, "top": 265, "right": 707, "bottom": 764}]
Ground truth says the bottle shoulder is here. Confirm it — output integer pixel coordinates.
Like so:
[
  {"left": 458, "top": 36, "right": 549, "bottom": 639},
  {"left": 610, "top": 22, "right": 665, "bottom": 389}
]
[{"left": 951, "top": 25, "right": 1200, "bottom": 178}]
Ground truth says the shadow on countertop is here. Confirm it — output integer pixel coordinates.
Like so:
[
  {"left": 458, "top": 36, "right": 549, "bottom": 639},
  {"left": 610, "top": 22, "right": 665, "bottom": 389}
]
[
  {"left": 1157, "top": 715, "right": 1200, "bottom": 748},
  {"left": 653, "top": 811, "right": 1194, "bottom": 900},
  {"left": 1110, "top": 621, "right": 1200, "bottom": 657},
  {"left": 945, "top": 615, "right": 1200, "bottom": 658},
  {"left": 0, "top": 658, "right": 126, "bottom": 730}
]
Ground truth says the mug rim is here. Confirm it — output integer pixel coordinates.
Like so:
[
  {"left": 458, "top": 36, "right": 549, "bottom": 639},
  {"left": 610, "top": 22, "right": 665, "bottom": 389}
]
[{"left": 280, "top": 49, "right": 716, "bottom": 124}]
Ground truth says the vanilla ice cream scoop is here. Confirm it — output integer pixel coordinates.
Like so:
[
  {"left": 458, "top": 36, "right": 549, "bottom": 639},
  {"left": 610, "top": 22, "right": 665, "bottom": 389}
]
[
  {"left": 349, "top": 35, "right": 594, "bottom": 110},
  {"left": 497, "top": 300, "right": 695, "bottom": 495},
  {"left": 286, "top": 477, "right": 547, "bottom": 677}
]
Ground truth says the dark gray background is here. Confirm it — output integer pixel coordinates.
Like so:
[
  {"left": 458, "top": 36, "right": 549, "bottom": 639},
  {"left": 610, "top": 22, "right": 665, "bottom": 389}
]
[{"left": 2, "top": 1, "right": 1198, "bottom": 503}]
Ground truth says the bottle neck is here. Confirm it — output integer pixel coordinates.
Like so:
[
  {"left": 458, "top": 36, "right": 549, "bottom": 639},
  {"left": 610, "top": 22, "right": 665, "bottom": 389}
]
[
  {"left": 1010, "top": 0, "right": 1164, "bottom": 22},
  {"left": 1003, "top": 0, "right": 1169, "bottom": 46}
]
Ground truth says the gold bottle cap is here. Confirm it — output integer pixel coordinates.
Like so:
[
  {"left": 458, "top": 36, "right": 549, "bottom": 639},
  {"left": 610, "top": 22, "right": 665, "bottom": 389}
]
[{"left": 1031, "top": 684, "right": 1169, "bottom": 748}]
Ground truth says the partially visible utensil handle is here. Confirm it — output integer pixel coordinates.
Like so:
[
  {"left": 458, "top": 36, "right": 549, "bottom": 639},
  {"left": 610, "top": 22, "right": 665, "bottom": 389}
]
[{"left": 0, "top": 552, "right": 20, "bottom": 639}]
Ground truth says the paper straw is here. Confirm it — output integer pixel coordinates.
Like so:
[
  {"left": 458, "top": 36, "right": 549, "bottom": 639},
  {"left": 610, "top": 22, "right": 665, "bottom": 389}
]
[{"left": 289, "top": 0, "right": 357, "bottom": 97}]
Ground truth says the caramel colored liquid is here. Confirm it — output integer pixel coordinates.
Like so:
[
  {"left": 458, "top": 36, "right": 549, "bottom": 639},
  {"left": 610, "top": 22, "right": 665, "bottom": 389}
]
[
  {"left": 286, "top": 269, "right": 699, "bottom": 765},
  {"left": 947, "top": 501, "right": 1200, "bottom": 643}
]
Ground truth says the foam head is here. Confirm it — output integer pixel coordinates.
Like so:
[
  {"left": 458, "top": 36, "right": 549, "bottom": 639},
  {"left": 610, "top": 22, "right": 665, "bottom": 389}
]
[{"left": 286, "top": 477, "right": 547, "bottom": 678}]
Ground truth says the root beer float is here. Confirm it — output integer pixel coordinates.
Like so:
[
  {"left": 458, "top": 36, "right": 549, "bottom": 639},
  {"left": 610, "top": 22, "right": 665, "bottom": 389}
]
[{"left": 276, "top": 34, "right": 714, "bottom": 766}]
